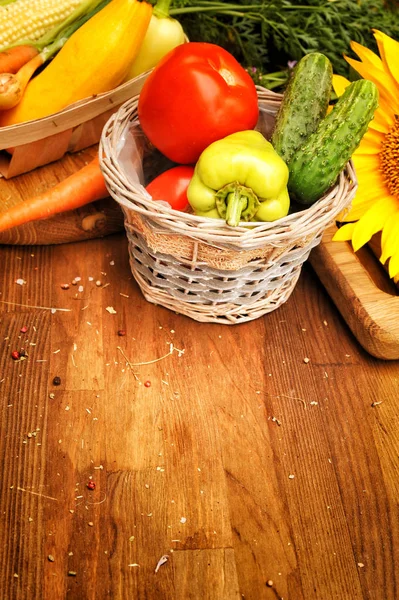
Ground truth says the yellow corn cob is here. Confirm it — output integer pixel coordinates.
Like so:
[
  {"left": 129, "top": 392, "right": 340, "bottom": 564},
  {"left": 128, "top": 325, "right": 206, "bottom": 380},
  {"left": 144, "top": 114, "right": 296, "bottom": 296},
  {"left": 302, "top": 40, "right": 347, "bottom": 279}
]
[{"left": 0, "top": 0, "right": 82, "bottom": 51}]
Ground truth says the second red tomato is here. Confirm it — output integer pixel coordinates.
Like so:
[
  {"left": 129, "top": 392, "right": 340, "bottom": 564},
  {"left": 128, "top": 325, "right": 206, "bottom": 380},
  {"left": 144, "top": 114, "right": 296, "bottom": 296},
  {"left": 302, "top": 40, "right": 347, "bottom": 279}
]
[{"left": 145, "top": 165, "right": 195, "bottom": 211}]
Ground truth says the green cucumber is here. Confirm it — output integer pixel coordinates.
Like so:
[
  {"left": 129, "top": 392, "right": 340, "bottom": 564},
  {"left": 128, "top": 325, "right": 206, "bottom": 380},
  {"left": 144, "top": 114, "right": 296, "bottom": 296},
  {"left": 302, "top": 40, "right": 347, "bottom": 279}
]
[
  {"left": 288, "top": 79, "right": 379, "bottom": 205},
  {"left": 271, "top": 52, "right": 333, "bottom": 165}
]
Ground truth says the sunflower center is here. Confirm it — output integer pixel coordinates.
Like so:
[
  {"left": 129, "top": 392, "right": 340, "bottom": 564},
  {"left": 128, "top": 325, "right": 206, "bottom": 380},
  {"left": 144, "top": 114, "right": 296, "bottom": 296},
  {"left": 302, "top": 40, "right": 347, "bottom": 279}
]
[{"left": 380, "top": 115, "right": 399, "bottom": 197}]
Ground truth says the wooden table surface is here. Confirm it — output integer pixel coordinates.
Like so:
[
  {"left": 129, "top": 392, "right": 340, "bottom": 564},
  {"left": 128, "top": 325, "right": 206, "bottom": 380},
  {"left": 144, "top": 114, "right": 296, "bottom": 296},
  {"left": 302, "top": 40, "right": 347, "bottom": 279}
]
[{"left": 0, "top": 232, "right": 398, "bottom": 600}]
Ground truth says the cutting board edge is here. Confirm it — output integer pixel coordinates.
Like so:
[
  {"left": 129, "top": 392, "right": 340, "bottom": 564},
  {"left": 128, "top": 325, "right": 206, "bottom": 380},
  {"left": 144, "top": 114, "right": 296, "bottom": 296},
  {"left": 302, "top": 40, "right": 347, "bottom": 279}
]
[{"left": 309, "top": 225, "right": 399, "bottom": 361}]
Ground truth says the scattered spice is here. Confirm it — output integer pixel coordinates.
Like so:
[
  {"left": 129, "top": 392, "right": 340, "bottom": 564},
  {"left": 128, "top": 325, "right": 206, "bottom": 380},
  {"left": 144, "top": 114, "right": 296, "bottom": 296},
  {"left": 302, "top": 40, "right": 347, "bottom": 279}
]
[
  {"left": 88, "top": 522, "right": 94, "bottom": 527},
  {"left": 266, "top": 580, "right": 274, "bottom": 587},
  {"left": 117, "top": 330, "right": 126, "bottom": 337},
  {"left": 371, "top": 401, "right": 383, "bottom": 407},
  {"left": 49, "top": 392, "right": 55, "bottom": 399},
  {"left": 271, "top": 416, "right": 282, "bottom": 426},
  {"left": 87, "top": 481, "right": 96, "bottom": 491},
  {"left": 357, "top": 563, "right": 365, "bottom": 568},
  {"left": 106, "top": 306, "right": 117, "bottom": 314},
  {"left": 47, "top": 555, "right": 55, "bottom": 562},
  {"left": 20, "top": 326, "right": 28, "bottom": 333},
  {"left": 15, "top": 278, "right": 26, "bottom": 286},
  {"left": 60, "top": 284, "right": 70, "bottom": 290},
  {"left": 155, "top": 555, "right": 169, "bottom": 573},
  {"left": 144, "top": 380, "right": 151, "bottom": 388},
  {"left": 95, "top": 280, "right": 102, "bottom": 287},
  {"left": 128, "top": 563, "right": 140, "bottom": 568},
  {"left": 303, "top": 357, "right": 310, "bottom": 364},
  {"left": 288, "top": 474, "right": 295, "bottom": 480},
  {"left": 68, "top": 571, "right": 77, "bottom": 577},
  {"left": 180, "top": 517, "right": 187, "bottom": 524},
  {"left": 11, "top": 351, "right": 20, "bottom": 360},
  {"left": 52, "top": 376, "right": 61, "bottom": 386}
]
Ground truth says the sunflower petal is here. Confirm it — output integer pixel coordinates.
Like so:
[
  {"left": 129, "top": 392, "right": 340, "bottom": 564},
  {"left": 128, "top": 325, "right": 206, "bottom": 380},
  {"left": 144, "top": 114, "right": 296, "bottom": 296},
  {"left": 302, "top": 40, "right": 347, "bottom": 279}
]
[
  {"left": 344, "top": 56, "right": 399, "bottom": 111},
  {"left": 380, "top": 214, "right": 399, "bottom": 263},
  {"left": 368, "top": 117, "right": 390, "bottom": 134},
  {"left": 373, "top": 30, "right": 399, "bottom": 90},
  {"left": 388, "top": 251, "right": 399, "bottom": 279},
  {"left": 332, "top": 222, "right": 356, "bottom": 241},
  {"left": 332, "top": 74, "right": 350, "bottom": 97},
  {"left": 340, "top": 199, "right": 377, "bottom": 222},
  {"left": 350, "top": 40, "right": 383, "bottom": 70},
  {"left": 353, "top": 154, "right": 381, "bottom": 173},
  {"left": 351, "top": 196, "right": 399, "bottom": 251},
  {"left": 357, "top": 127, "right": 385, "bottom": 148},
  {"left": 340, "top": 180, "right": 388, "bottom": 221}
]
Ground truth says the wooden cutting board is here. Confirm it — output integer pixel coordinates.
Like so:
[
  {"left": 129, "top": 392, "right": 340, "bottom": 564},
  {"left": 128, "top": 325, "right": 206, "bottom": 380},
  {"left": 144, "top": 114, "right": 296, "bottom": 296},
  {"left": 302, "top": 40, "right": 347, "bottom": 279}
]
[
  {"left": 0, "top": 145, "right": 124, "bottom": 245},
  {"left": 309, "top": 224, "right": 399, "bottom": 360}
]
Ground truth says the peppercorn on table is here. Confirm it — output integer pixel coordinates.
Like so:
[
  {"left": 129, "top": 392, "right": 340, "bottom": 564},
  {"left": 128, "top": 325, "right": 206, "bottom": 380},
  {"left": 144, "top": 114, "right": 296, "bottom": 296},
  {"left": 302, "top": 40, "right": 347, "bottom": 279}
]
[{"left": 0, "top": 227, "right": 398, "bottom": 600}]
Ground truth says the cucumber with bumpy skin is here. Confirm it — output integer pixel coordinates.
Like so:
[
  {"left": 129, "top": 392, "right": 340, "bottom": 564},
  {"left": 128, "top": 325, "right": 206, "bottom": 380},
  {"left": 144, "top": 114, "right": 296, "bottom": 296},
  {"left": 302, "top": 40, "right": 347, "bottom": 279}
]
[
  {"left": 288, "top": 79, "right": 379, "bottom": 205},
  {"left": 271, "top": 52, "right": 333, "bottom": 165}
]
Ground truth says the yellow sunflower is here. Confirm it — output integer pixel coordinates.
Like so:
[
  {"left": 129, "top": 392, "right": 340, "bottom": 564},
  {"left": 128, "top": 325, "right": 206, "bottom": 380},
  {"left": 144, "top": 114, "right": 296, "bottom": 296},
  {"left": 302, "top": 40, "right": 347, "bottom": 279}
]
[{"left": 332, "top": 30, "right": 399, "bottom": 284}]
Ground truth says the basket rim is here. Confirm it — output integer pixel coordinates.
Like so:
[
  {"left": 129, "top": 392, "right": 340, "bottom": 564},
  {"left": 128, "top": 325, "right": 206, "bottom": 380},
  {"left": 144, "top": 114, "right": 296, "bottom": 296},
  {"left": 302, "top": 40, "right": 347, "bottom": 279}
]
[
  {"left": 99, "top": 86, "right": 357, "bottom": 248},
  {"left": 0, "top": 71, "right": 150, "bottom": 151}
]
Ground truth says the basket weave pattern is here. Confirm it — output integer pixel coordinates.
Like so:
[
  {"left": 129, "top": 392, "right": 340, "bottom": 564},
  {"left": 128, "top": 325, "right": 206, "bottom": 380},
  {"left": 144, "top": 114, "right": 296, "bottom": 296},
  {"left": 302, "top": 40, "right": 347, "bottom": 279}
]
[{"left": 99, "top": 88, "right": 357, "bottom": 324}]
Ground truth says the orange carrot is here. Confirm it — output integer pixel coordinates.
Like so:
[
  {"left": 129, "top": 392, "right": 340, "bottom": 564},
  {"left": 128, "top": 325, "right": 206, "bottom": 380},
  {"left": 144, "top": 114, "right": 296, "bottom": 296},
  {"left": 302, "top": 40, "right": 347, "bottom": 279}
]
[
  {"left": 0, "top": 45, "right": 39, "bottom": 75},
  {"left": 0, "top": 155, "right": 109, "bottom": 232}
]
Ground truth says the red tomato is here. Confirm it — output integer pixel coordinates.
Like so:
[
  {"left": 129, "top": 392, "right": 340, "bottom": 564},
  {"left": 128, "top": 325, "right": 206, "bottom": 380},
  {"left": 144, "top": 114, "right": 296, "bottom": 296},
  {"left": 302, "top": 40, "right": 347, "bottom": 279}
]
[
  {"left": 138, "top": 42, "right": 259, "bottom": 164},
  {"left": 145, "top": 165, "right": 195, "bottom": 211}
]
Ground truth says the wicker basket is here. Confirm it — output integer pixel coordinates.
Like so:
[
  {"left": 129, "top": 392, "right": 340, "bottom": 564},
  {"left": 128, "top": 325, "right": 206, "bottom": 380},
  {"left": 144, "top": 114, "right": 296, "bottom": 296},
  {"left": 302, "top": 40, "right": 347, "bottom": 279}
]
[{"left": 99, "top": 87, "right": 357, "bottom": 325}]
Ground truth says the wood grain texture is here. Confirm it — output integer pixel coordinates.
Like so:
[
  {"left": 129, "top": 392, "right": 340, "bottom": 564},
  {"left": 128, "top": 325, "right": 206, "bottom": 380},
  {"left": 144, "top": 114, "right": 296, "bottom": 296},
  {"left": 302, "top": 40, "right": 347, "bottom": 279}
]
[
  {"left": 309, "top": 224, "right": 399, "bottom": 360},
  {"left": 0, "top": 146, "right": 124, "bottom": 246},
  {"left": 0, "top": 233, "right": 398, "bottom": 599}
]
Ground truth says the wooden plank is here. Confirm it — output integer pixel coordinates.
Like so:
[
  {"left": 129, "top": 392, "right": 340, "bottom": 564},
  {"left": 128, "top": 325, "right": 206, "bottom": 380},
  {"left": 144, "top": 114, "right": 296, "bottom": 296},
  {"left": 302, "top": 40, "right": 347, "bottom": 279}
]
[
  {"left": 309, "top": 224, "right": 399, "bottom": 360},
  {"left": 173, "top": 549, "right": 240, "bottom": 599},
  {"left": 0, "top": 236, "right": 398, "bottom": 600},
  {"left": 0, "top": 309, "right": 51, "bottom": 599},
  {"left": 49, "top": 237, "right": 107, "bottom": 391}
]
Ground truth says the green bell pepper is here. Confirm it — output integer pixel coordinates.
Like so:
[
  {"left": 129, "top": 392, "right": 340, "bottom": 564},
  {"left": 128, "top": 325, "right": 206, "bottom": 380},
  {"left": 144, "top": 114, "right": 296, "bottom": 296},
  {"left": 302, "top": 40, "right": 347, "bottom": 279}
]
[{"left": 187, "top": 130, "right": 290, "bottom": 227}]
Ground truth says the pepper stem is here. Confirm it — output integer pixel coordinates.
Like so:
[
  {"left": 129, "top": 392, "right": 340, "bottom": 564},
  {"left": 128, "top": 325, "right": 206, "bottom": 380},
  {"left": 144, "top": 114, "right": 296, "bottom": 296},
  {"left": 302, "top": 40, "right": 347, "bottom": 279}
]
[
  {"left": 225, "top": 192, "right": 247, "bottom": 228},
  {"left": 215, "top": 182, "right": 260, "bottom": 227},
  {"left": 153, "top": 0, "right": 172, "bottom": 19}
]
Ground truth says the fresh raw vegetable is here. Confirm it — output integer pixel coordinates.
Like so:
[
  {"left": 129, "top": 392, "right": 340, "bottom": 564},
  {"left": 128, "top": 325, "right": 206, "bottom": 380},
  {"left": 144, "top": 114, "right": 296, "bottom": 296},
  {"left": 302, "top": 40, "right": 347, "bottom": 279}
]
[
  {"left": 0, "top": 155, "right": 108, "bottom": 232},
  {"left": 125, "top": 0, "right": 185, "bottom": 80},
  {"left": 0, "top": 0, "right": 111, "bottom": 109},
  {"left": 0, "top": 45, "right": 38, "bottom": 74},
  {"left": 271, "top": 53, "right": 333, "bottom": 165},
  {"left": 145, "top": 165, "right": 194, "bottom": 211},
  {"left": 138, "top": 42, "right": 259, "bottom": 164},
  {"left": 0, "top": 0, "right": 152, "bottom": 126},
  {"left": 0, "top": 0, "right": 83, "bottom": 51},
  {"left": 187, "top": 130, "right": 289, "bottom": 227},
  {"left": 288, "top": 79, "right": 379, "bottom": 205}
]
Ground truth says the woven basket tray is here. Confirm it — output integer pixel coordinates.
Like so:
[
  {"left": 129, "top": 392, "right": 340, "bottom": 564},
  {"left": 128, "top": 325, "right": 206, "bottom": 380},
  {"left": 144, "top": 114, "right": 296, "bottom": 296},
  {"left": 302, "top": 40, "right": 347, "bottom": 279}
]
[
  {"left": 99, "top": 87, "right": 357, "bottom": 325},
  {"left": 0, "top": 72, "right": 148, "bottom": 179}
]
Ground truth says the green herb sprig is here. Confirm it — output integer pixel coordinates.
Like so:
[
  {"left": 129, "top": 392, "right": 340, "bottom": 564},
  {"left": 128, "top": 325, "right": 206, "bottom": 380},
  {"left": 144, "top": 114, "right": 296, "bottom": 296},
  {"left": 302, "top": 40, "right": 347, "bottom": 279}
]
[{"left": 164, "top": 0, "right": 399, "bottom": 83}]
